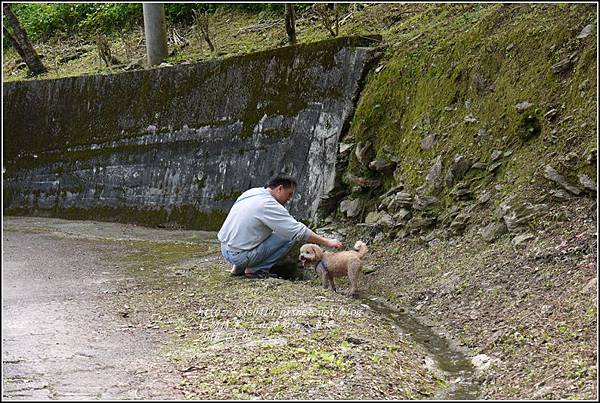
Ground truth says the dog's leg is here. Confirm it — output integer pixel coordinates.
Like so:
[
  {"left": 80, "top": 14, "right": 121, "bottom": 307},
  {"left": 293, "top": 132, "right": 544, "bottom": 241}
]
[
  {"left": 328, "top": 275, "right": 336, "bottom": 292},
  {"left": 317, "top": 268, "right": 328, "bottom": 289},
  {"left": 348, "top": 263, "right": 361, "bottom": 297}
]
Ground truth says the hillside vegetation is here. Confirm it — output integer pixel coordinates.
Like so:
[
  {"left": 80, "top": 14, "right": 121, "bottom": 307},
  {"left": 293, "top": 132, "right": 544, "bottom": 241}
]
[
  {"left": 336, "top": 4, "right": 597, "bottom": 400},
  {"left": 3, "top": 3, "right": 385, "bottom": 81},
  {"left": 2, "top": 3, "right": 597, "bottom": 400}
]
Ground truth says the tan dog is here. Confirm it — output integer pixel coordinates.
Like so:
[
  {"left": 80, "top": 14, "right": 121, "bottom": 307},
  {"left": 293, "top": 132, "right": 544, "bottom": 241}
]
[{"left": 299, "top": 241, "right": 368, "bottom": 297}]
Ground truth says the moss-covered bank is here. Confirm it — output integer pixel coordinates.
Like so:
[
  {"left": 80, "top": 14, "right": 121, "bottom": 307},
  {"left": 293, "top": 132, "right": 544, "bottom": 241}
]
[{"left": 345, "top": 3, "right": 596, "bottom": 207}]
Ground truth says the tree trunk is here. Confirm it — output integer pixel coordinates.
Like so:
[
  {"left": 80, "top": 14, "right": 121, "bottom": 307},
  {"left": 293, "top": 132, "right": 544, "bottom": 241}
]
[
  {"left": 334, "top": 4, "right": 339, "bottom": 37},
  {"left": 142, "top": 3, "right": 169, "bottom": 66},
  {"left": 3, "top": 26, "right": 27, "bottom": 62},
  {"left": 199, "top": 12, "right": 214, "bottom": 52},
  {"left": 285, "top": 4, "right": 296, "bottom": 45},
  {"left": 2, "top": 4, "right": 47, "bottom": 75}
]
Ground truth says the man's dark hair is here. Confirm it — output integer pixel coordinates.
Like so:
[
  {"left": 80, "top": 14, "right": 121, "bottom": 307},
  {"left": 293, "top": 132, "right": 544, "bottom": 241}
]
[{"left": 265, "top": 174, "right": 298, "bottom": 189}]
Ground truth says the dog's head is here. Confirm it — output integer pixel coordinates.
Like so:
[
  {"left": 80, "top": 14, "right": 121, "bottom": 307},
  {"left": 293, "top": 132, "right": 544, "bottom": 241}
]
[{"left": 298, "top": 243, "right": 324, "bottom": 266}]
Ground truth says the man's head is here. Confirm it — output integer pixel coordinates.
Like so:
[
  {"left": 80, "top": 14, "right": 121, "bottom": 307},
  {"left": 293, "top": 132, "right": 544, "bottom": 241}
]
[{"left": 265, "top": 174, "right": 297, "bottom": 205}]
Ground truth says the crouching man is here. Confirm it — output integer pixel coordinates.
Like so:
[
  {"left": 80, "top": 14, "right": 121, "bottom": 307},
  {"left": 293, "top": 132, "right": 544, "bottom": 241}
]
[{"left": 218, "top": 174, "right": 342, "bottom": 279}]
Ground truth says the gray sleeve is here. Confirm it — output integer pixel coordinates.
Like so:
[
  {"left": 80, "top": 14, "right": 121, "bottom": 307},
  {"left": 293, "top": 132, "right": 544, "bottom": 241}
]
[{"left": 260, "top": 199, "right": 310, "bottom": 241}]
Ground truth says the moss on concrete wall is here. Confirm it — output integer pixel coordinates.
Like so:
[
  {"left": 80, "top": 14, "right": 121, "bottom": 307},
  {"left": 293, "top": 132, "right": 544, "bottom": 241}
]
[{"left": 3, "top": 35, "right": 381, "bottom": 229}]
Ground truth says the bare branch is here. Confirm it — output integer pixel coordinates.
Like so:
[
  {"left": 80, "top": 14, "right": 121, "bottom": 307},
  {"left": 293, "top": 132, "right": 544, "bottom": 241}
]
[
  {"left": 312, "top": 3, "right": 339, "bottom": 38},
  {"left": 193, "top": 10, "right": 215, "bottom": 52}
]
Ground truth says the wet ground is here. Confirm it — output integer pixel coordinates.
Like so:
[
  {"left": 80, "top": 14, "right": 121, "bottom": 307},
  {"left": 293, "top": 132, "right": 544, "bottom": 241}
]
[
  {"left": 360, "top": 297, "right": 480, "bottom": 400},
  {"left": 2, "top": 216, "right": 482, "bottom": 400},
  {"left": 358, "top": 200, "right": 597, "bottom": 400}
]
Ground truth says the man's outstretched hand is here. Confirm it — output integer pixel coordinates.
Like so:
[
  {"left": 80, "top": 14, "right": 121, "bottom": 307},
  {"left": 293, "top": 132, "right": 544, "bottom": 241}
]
[
  {"left": 307, "top": 231, "right": 343, "bottom": 249},
  {"left": 326, "top": 239, "right": 343, "bottom": 249}
]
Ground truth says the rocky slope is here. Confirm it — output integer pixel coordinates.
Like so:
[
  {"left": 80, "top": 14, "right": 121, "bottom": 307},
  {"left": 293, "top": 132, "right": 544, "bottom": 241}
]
[{"left": 317, "top": 3, "right": 597, "bottom": 399}]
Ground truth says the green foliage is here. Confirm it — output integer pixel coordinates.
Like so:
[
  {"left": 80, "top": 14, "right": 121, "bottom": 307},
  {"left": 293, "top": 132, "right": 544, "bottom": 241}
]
[
  {"left": 307, "top": 349, "right": 346, "bottom": 370},
  {"left": 268, "top": 322, "right": 284, "bottom": 334},
  {"left": 6, "top": 3, "right": 315, "bottom": 44},
  {"left": 10, "top": 3, "right": 143, "bottom": 41},
  {"left": 224, "top": 3, "right": 283, "bottom": 14},
  {"left": 164, "top": 3, "right": 215, "bottom": 24},
  {"left": 220, "top": 3, "right": 313, "bottom": 14},
  {"left": 78, "top": 3, "right": 142, "bottom": 34}
]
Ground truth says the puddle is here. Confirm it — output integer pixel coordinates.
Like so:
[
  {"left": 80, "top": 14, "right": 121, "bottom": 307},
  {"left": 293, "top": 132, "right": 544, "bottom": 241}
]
[{"left": 360, "top": 295, "right": 481, "bottom": 400}]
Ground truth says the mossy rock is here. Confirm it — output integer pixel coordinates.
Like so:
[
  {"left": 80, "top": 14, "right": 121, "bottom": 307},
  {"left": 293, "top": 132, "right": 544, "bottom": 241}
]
[{"left": 516, "top": 112, "right": 542, "bottom": 142}]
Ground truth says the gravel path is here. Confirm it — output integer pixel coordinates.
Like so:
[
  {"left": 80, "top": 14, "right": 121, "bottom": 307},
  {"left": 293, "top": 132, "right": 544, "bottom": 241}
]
[{"left": 2, "top": 218, "right": 188, "bottom": 400}]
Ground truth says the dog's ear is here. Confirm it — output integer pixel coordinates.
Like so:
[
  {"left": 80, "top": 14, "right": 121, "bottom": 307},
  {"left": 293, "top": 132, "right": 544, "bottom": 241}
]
[{"left": 311, "top": 245, "right": 323, "bottom": 261}]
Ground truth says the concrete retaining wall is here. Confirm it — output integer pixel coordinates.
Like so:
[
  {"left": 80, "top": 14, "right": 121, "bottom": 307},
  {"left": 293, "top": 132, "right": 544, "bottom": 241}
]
[{"left": 3, "top": 36, "right": 380, "bottom": 229}]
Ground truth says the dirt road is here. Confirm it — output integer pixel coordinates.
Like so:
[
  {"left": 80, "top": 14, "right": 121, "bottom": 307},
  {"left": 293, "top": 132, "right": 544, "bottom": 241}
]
[{"left": 2, "top": 217, "right": 190, "bottom": 400}]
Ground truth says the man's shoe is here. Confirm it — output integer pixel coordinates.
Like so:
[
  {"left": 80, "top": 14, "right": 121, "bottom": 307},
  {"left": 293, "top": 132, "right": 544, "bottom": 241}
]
[
  {"left": 230, "top": 265, "right": 245, "bottom": 277},
  {"left": 244, "top": 271, "right": 277, "bottom": 279}
]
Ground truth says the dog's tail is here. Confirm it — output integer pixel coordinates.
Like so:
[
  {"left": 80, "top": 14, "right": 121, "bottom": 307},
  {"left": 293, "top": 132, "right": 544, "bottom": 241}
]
[{"left": 353, "top": 240, "right": 368, "bottom": 258}]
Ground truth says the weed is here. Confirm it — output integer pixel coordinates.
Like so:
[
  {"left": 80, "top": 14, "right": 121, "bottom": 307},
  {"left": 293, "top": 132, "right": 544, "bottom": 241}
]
[
  {"left": 584, "top": 306, "right": 596, "bottom": 323},
  {"left": 268, "top": 322, "right": 283, "bottom": 334},
  {"left": 270, "top": 360, "right": 301, "bottom": 376}
]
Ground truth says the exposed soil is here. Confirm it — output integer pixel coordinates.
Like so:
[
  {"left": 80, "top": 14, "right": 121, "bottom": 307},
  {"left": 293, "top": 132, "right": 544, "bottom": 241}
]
[
  {"left": 2, "top": 3, "right": 596, "bottom": 400},
  {"left": 2, "top": 194, "right": 597, "bottom": 400},
  {"left": 341, "top": 197, "right": 598, "bottom": 400}
]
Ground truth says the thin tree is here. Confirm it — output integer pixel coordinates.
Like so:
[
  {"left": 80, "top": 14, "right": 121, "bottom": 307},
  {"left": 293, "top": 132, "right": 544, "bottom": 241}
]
[
  {"left": 3, "top": 26, "right": 25, "bottom": 61},
  {"left": 313, "top": 3, "right": 339, "bottom": 37},
  {"left": 192, "top": 9, "right": 214, "bottom": 52},
  {"left": 285, "top": 4, "right": 296, "bottom": 45},
  {"left": 333, "top": 4, "right": 339, "bottom": 37},
  {"left": 2, "top": 3, "right": 47, "bottom": 75}
]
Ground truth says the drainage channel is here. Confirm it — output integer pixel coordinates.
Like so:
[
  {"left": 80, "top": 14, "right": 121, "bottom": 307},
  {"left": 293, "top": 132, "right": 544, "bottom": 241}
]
[{"left": 360, "top": 295, "right": 481, "bottom": 400}]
